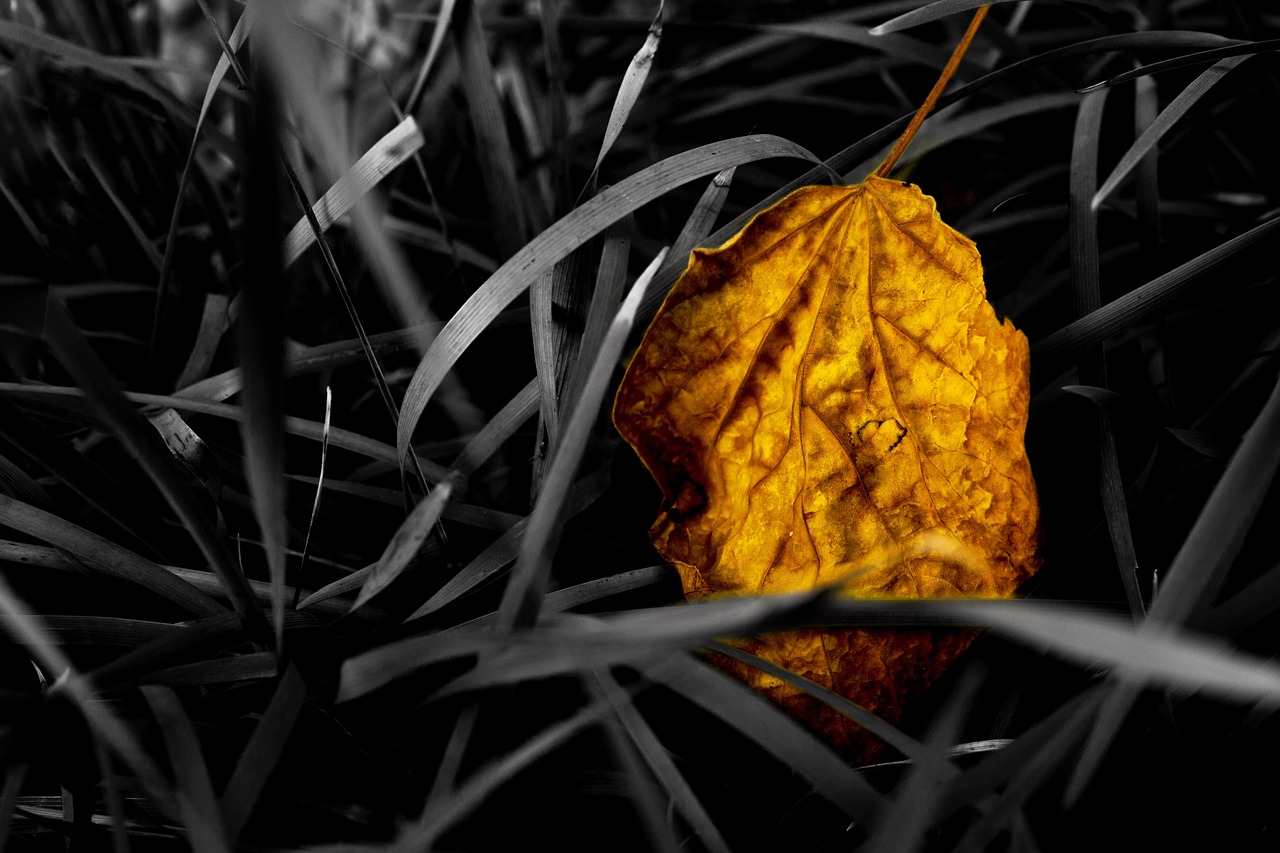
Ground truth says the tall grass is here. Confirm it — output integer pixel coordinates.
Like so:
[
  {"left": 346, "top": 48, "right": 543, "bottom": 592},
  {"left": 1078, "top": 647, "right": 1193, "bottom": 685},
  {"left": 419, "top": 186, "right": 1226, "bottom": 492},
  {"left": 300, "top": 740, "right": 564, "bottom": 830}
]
[{"left": 1, "top": 0, "right": 1279, "bottom": 849}]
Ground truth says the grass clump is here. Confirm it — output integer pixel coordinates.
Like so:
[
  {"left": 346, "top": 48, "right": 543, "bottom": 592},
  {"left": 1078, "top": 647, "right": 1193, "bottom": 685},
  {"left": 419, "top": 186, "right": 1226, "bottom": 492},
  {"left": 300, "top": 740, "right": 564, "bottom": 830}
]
[{"left": 2, "top": 1, "right": 1280, "bottom": 850}]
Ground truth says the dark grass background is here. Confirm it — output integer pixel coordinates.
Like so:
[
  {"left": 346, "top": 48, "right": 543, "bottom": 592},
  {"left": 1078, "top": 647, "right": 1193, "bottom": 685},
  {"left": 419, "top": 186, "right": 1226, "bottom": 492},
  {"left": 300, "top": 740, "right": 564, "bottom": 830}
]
[{"left": 2, "top": 0, "right": 1280, "bottom": 850}]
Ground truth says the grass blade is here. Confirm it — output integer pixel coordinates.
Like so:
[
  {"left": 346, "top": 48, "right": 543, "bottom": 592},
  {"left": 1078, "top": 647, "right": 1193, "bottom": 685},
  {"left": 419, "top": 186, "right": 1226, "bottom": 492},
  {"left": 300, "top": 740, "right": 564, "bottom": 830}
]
[
  {"left": 293, "top": 387, "right": 332, "bottom": 607},
  {"left": 1081, "top": 38, "right": 1280, "bottom": 90},
  {"left": 352, "top": 480, "right": 454, "bottom": 613},
  {"left": 1093, "top": 56, "right": 1250, "bottom": 211},
  {"left": 451, "top": 378, "right": 540, "bottom": 477},
  {"left": 453, "top": 0, "right": 526, "bottom": 259},
  {"left": 140, "top": 686, "right": 231, "bottom": 853},
  {"left": 237, "top": 49, "right": 289, "bottom": 649},
  {"left": 0, "top": 494, "right": 224, "bottom": 617},
  {"left": 593, "top": 669, "right": 730, "bottom": 853},
  {"left": 220, "top": 664, "right": 307, "bottom": 842},
  {"left": 396, "top": 134, "right": 819, "bottom": 463},
  {"left": 497, "top": 250, "right": 666, "bottom": 628},
  {"left": 1068, "top": 87, "right": 1144, "bottom": 617},
  {"left": 279, "top": 116, "right": 425, "bottom": 269},
  {"left": 589, "top": 1, "right": 663, "bottom": 181},
  {"left": 387, "top": 700, "right": 613, "bottom": 851},
  {"left": 1033, "top": 213, "right": 1280, "bottom": 368},
  {"left": 639, "top": 655, "right": 885, "bottom": 830},
  {"left": 40, "top": 298, "right": 270, "bottom": 640}
]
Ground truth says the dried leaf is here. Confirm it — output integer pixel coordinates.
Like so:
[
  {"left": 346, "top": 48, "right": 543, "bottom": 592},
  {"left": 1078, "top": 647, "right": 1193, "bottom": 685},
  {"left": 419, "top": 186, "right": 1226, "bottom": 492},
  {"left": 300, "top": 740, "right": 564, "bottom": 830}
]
[{"left": 614, "top": 176, "right": 1040, "bottom": 758}]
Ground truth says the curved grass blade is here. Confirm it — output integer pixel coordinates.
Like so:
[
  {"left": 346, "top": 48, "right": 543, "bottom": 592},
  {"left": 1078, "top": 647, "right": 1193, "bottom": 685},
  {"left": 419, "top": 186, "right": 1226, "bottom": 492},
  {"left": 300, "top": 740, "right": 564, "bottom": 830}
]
[
  {"left": 562, "top": 215, "right": 632, "bottom": 418},
  {"left": 396, "top": 134, "right": 820, "bottom": 464},
  {"left": 0, "top": 495, "right": 224, "bottom": 617},
  {"left": 1092, "top": 56, "right": 1250, "bottom": 211},
  {"left": 402, "top": 0, "right": 458, "bottom": 118},
  {"left": 1080, "top": 38, "right": 1279, "bottom": 90},
  {"left": 870, "top": 0, "right": 1107, "bottom": 35}
]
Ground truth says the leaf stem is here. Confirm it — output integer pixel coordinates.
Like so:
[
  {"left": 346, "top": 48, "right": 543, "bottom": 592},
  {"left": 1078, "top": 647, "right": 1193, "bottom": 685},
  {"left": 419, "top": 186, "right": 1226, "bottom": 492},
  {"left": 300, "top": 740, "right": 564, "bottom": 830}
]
[{"left": 873, "top": 6, "right": 990, "bottom": 178}]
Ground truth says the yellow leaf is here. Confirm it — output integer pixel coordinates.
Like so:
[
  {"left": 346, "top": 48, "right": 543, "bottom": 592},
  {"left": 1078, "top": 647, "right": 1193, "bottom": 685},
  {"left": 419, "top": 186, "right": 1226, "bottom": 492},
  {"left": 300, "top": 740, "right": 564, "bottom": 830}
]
[{"left": 613, "top": 176, "right": 1040, "bottom": 759}]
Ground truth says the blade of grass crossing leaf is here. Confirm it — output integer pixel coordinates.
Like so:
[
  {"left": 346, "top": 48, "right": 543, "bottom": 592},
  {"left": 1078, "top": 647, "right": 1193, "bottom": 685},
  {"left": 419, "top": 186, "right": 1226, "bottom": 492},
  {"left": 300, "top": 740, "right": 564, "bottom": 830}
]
[
  {"left": 352, "top": 481, "right": 454, "bottom": 612},
  {"left": 705, "top": 640, "right": 929, "bottom": 762},
  {"left": 454, "top": 0, "right": 526, "bottom": 258},
  {"left": 638, "top": 655, "right": 884, "bottom": 830},
  {"left": 220, "top": 665, "right": 307, "bottom": 842},
  {"left": 140, "top": 686, "right": 231, "bottom": 853},
  {"left": 497, "top": 250, "right": 666, "bottom": 628},
  {"left": 1093, "top": 56, "right": 1250, "bottom": 211},
  {"left": 279, "top": 117, "right": 425, "bottom": 268},
  {"left": 40, "top": 299, "right": 269, "bottom": 639},
  {"left": 588, "top": 1, "right": 663, "bottom": 183},
  {"left": 1067, "top": 368, "right": 1280, "bottom": 803},
  {"left": 294, "top": 387, "right": 332, "bottom": 607},
  {"left": 1069, "top": 88, "right": 1144, "bottom": 617},
  {"left": 0, "top": 495, "right": 225, "bottom": 616},
  {"left": 593, "top": 669, "right": 730, "bottom": 853},
  {"left": 1033, "top": 214, "right": 1280, "bottom": 367},
  {"left": 396, "top": 135, "right": 821, "bottom": 463},
  {"left": 451, "top": 378, "right": 540, "bottom": 477}
]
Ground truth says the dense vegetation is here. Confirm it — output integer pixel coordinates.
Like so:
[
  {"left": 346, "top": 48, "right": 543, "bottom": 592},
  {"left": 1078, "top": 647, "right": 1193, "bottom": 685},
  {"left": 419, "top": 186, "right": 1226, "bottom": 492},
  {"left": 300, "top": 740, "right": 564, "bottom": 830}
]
[{"left": 1, "top": 1, "right": 1279, "bottom": 849}]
